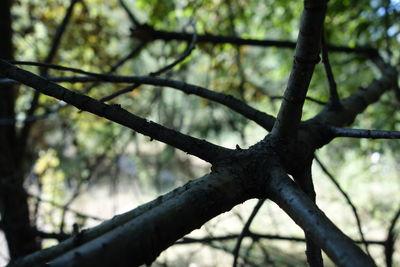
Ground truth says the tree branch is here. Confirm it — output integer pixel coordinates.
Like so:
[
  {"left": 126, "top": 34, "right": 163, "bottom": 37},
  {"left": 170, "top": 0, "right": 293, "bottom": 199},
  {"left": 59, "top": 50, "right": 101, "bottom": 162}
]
[
  {"left": 232, "top": 199, "right": 265, "bottom": 267},
  {"left": 315, "top": 156, "right": 371, "bottom": 258},
  {"left": 385, "top": 206, "right": 400, "bottom": 267},
  {"left": 266, "top": 168, "right": 376, "bottom": 267},
  {"left": 10, "top": 171, "right": 252, "bottom": 267},
  {"left": 329, "top": 126, "right": 400, "bottom": 139},
  {"left": 0, "top": 59, "right": 231, "bottom": 163},
  {"left": 321, "top": 33, "right": 341, "bottom": 108},
  {"left": 131, "top": 24, "right": 378, "bottom": 56},
  {"left": 271, "top": 0, "right": 327, "bottom": 139},
  {"left": 118, "top": 0, "right": 141, "bottom": 28},
  {"left": 293, "top": 163, "right": 323, "bottom": 267},
  {"left": 313, "top": 55, "right": 398, "bottom": 128},
  {"left": 100, "top": 25, "right": 197, "bottom": 102},
  {"left": 1, "top": 66, "right": 276, "bottom": 130},
  {"left": 16, "top": 0, "right": 81, "bottom": 166}
]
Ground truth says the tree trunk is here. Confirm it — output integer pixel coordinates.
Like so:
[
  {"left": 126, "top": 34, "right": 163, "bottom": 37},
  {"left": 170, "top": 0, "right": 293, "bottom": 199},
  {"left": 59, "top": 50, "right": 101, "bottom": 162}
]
[{"left": 0, "top": 0, "right": 40, "bottom": 259}]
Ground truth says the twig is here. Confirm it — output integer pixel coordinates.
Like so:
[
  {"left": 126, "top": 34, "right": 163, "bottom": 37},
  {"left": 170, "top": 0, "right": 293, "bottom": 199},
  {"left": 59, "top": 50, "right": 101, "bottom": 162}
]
[
  {"left": 131, "top": 24, "right": 378, "bottom": 56},
  {"left": 2, "top": 73, "right": 276, "bottom": 130},
  {"left": 1, "top": 42, "right": 146, "bottom": 125},
  {"left": 176, "top": 234, "right": 385, "bottom": 245},
  {"left": 321, "top": 33, "right": 341, "bottom": 108},
  {"left": 29, "top": 194, "right": 105, "bottom": 222},
  {"left": 315, "top": 156, "right": 372, "bottom": 258},
  {"left": 100, "top": 24, "right": 197, "bottom": 102},
  {"left": 385, "top": 206, "right": 400, "bottom": 267},
  {"left": 118, "top": 0, "right": 141, "bottom": 28},
  {"left": 232, "top": 199, "right": 265, "bottom": 267}
]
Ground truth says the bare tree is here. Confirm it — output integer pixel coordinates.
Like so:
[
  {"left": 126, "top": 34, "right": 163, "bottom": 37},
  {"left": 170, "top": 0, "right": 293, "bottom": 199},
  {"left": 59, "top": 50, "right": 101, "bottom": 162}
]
[{"left": 0, "top": 0, "right": 399, "bottom": 266}]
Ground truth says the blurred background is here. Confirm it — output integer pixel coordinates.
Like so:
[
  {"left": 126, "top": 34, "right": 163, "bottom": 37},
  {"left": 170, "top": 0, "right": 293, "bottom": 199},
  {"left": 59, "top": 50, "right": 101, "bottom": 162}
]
[{"left": 0, "top": 0, "right": 399, "bottom": 266}]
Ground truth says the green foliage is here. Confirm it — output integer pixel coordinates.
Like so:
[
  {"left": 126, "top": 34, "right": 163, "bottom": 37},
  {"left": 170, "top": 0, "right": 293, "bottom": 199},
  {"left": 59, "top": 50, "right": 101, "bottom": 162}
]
[{"left": 7, "top": 0, "right": 400, "bottom": 264}]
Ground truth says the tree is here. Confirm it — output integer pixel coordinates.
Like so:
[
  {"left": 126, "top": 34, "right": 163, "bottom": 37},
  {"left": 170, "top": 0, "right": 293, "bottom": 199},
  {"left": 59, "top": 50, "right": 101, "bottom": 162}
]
[{"left": 0, "top": 0, "right": 399, "bottom": 266}]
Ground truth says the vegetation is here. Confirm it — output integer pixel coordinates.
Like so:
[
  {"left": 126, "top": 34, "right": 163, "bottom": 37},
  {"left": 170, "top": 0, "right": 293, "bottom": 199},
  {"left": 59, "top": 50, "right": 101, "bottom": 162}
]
[{"left": 0, "top": 0, "right": 399, "bottom": 266}]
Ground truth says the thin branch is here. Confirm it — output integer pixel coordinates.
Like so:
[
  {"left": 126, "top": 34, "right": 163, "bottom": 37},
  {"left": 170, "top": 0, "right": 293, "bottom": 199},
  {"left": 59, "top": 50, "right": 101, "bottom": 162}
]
[
  {"left": 100, "top": 24, "right": 197, "bottom": 102},
  {"left": 321, "top": 33, "right": 341, "bottom": 108},
  {"left": 329, "top": 126, "right": 400, "bottom": 139},
  {"left": 267, "top": 167, "right": 376, "bottom": 267},
  {"left": 0, "top": 59, "right": 232, "bottom": 163},
  {"left": 385, "top": 206, "right": 400, "bottom": 267},
  {"left": 314, "top": 156, "right": 372, "bottom": 258},
  {"left": 271, "top": 0, "right": 327, "bottom": 139},
  {"left": 17, "top": 0, "right": 80, "bottom": 166},
  {"left": 2, "top": 72, "right": 276, "bottom": 130},
  {"left": 131, "top": 24, "right": 378, "bottom": 56},
  {"left": 232, "top": 199, "right": 265, "bottom": 267},
  {"left": 42, "top": 0, "right": 81, "bottom": 73},
  {"left": 9, "top": 61, "right": 106, "bottom": 78},
  {"left": 293, "top": 163, "right": 323, "bottom": 267},
  {"left": 83, "top": 41, "right": 147, "bottom": 94},
  {"left": 118, "top": 0, "right": 141, "bottom": 28},
  {"left": 176, "top": 234, "right": 386, "bottom": 246}
]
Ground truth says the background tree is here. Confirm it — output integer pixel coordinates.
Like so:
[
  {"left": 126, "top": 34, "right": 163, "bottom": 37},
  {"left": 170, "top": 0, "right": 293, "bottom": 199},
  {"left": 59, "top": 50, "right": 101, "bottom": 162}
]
[{"left": 0, "top": 0, "right": 399, "bottom": 266}]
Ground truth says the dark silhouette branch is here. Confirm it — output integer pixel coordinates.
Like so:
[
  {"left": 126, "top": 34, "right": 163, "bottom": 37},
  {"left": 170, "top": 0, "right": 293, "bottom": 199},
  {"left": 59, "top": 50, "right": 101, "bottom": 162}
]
[
  {"left": 267, "top": 167, "right": 376, "bottom": 267},
  {"left": 100, "top": 25, "right": 197, "bottom": 102},
  {"left": 385, "top": 207, "right": 400, "bottom": 267},
  {"left": 83, "top": 41, "right": 147, "bottom": 94},
  {"left": 232, "top": 199, "right": 265, "bottom": 267},
  {"left": 329, "top": 126, "right": 400, "bottom": 139},
  {"left": 176, "top": 234, "right": 386, "bottom": 246},
  {"left": 0, "top": 59, "right": 231, "bottom": 163},
  {"left": 312, "top": 55, "right": 398, "bottom": 130},
  {"left": 293, "top": 164, "right": 323, "bottom": 267},
  {"left": 16, "top": 0, "right": 81, "bottom": 166},
  {"left": 118, "top": 0, "right": 141, "bottom": 28},
  {"left": 321, "top": 34, "right": 341, "bottom": 108},
  {"left": 131, "top": 24, "right": 378, "bottom": 56},
  {"left": 10, "top": 171, "right": 253, "bottom": 267}
]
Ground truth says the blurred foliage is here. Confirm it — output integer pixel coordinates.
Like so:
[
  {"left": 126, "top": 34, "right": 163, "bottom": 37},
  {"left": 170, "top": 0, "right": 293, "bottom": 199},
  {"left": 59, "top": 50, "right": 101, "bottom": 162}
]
[{"left": 4, "top": 0, "right": 400, "bottom": 265}]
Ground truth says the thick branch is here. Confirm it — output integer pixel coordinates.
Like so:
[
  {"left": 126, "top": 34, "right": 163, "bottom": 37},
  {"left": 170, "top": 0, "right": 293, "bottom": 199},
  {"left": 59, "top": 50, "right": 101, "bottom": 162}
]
[
  {"left": 271, "top": 0, "right": 327, "bottom": 139},
  {"left": 267, "top": 168, "right": 376, "bottom": 267},
  {"left": 0, "top": 60, "right": 231, "bottom": 163},
  {"left": 11, "top": 171, "right": 252, "bottom": 267}
]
